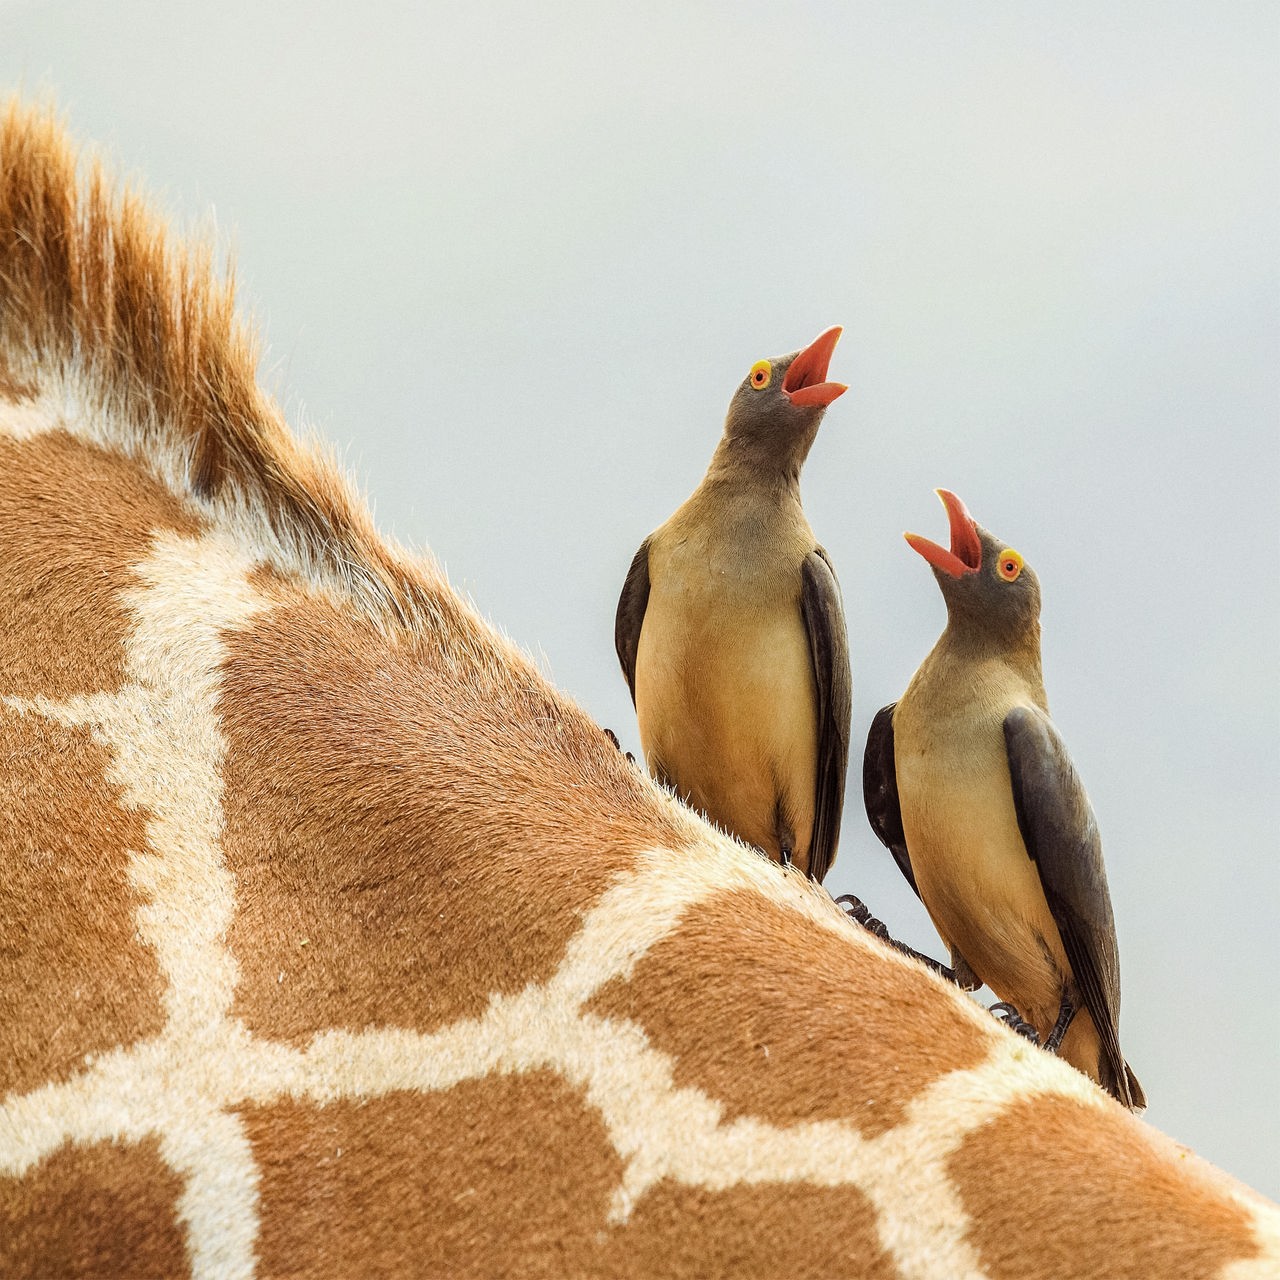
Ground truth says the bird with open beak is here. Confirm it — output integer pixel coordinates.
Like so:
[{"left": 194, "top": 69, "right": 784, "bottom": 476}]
[
  {"left": 863, "top": 489, "right": 1144, "bottom": 1108},
  {"left": 615, "top": 327, "right": 851, "bottom": 880}
]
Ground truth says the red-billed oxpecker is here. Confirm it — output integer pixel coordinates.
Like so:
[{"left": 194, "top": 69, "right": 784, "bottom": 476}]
[
  {"left": 863, "top": 489, "right": 1145, "bottom": 1109},
  {"left": 615, "top": 327, "right": 851, "bottom": 881}
]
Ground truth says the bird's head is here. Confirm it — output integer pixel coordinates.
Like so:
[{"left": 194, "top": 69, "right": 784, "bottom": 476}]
[
  {"left": 719, "top": 326, "right": 847, "bottom": 477},
  {"left": 905, "top": 489, "right": 1042, "bottom": 648}
]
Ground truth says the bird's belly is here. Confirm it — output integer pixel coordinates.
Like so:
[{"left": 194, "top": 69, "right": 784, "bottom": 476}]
[
  {"left": 635, "top": 586, "right": 817, "bottom": 864},
  {"left": 899, "top": 762, "right": 1067, "bottom": 1025}
]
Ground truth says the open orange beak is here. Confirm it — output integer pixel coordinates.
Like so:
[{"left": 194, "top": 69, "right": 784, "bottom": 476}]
[
  {"left": 782, "top": 326, "right": 847, "bottom": 407},
  {"left": 905, "top": 489, "right": 982, "bottom": 578}
]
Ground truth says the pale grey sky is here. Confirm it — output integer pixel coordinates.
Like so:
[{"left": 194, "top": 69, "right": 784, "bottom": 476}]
[{"left": 3, "top": 0, "right": 1276, "bottom": 1198}]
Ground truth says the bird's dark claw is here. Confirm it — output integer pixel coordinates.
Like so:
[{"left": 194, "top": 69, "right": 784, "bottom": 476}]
[
  {"left": 832, "top": 894, "right": 969, "bottom": 986},
  {"left": 833, "top": 893, "right": 893, "bottom": 944},
  {"left": 603, "top": 727, "right": 637, "bottom": 766},
  {"left": 990, "top": 1001, "right": 1040, "bottom": 1043}
]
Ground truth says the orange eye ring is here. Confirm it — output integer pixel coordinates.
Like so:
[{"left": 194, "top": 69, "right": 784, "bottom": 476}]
[
  {"left": 997, "top": 550, "right": 1024, "bottom": 582},
  {"left": 749, "top": 360, "right": 772, "bottom": 390}
]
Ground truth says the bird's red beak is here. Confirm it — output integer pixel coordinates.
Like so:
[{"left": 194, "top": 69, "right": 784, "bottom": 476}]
[
  {"left": 905, "top": 489, "right": 983, "bottom": 577},
  {"left": 782, "top": 326, "right": 847, "bottom": 407}
]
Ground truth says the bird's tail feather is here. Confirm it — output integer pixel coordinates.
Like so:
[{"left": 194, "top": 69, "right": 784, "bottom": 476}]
[
  {"left": 1102, "top": 1055, "right": 1146, "bottom": 1112},
  {"left": 1122, "top": 1061, "right": 1146, "bottom": 1112}
]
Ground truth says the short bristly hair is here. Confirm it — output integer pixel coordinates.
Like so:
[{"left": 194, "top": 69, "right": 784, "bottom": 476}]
[{"left": 0, "top": 99, "right": 462, "bottom": 638}]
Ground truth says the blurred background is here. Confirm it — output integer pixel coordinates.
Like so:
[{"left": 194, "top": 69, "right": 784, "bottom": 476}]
[{"left": 3, "top": 0, "right": 1276, "bottom": 1198}]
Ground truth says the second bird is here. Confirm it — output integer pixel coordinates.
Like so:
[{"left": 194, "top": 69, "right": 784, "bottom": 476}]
[
  {"left": 615, "top": 327, "right": 851, "bottom": 881},
  {"left": 864, "top": 489, "right": 1144, "bottom": 1108}
]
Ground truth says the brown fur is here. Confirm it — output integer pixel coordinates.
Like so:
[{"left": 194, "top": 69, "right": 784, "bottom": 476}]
[
  {"left": 0, "top": 365, "right": 36, "bottom": 401},
  {"left": 219, "top": 586, "right": 690, "bottom": 1042},
  {"left": 950, "top": 1097, "right": 1262, "bottom": 1278},
  {"left": 589, "top": 888, "right": 990, "bottom": 1140},
  {"left": 600, "top": 1181, "right": 897, "bottom": 1279},
  {"left": 0, "top": 432, "right": 201, "bottom": 699},
  {"left": 1, "top": 98, "right": 1277, "bottom": 1280},
  {"left": 241, "top": 1073, "right": 625, "bottom": 1278},
  {"left": 0, "top": 710, "right": 166, "bottom": 1097},
  {"left": 242, "top": 1077, "right": 898, "bottom": 1280},
  {"left": 0, "top": 1138, "right": 188, "bottom": 1279}
]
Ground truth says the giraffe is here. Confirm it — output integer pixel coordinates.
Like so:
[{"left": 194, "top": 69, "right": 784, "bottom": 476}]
[{"left": 0, "top": 101, "right": 1276, "bottom": 1280}]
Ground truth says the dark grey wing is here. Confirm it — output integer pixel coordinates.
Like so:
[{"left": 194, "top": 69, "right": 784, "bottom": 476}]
[
  {"left": 1004, "top": 705, "right": 1141, "bottom": 1108},
  {"left": 614, "top": 537, "right": 651, "bottom": 705},
  {"left": 861, "top": 703, "right": 921, "bottom": 900},
  {"left": 799, "top": 547, "right": 852, "bottom": 883}
]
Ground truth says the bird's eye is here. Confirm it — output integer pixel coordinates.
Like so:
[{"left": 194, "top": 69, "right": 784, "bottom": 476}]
[
  {"left": 997, "top": 550, "right": 1024, "bottom": 582},
  {"left": 749, "top": 360, "right": 772, "bottom": 390}
]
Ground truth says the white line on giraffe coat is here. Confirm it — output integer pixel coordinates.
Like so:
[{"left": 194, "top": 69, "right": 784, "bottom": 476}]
[
  {"left": 2, "top": 528, "right": 273, "bottom": 1280},
  {"left": 0, "top": 395, "right": 59, "bottom": 440}
]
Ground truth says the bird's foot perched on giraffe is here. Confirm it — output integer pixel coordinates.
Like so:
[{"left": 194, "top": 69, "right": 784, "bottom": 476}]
[
  {"left": 833, "top": 893, "right": 961, "bottom": 983},
  {"left": 989, "top": 1002, "right": 1041, "bottom": 1043},
  {"left": 837, "top": 896, "right": 1079, "bottom": 1053},
  {"left": 602, "top": 726, "right": 637, "bottom": 766}
]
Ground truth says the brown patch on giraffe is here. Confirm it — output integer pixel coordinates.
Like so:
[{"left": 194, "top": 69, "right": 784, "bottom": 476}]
[
  {"left": 0, "top": 1137, "right": 188, "bottom": 1279},
  {"left": 242, "top": 1072, "right": 897, "bottom": 1278},
  {"left": 0, "top": 431, "right": 202, "bottom": 701},
  {"left": 601, "top": 1180, "right": 898, "bottom": 1278},
  {"left": 0, "top": 711, "right": 167, "bottom": 1098},
  {"left": 950, "top": 1094, "right": 1261, "bottom": 1280},
  {"left": 241, "top": 1070, "right": 624, "bottom": 1278},
  {"left": 589, "top": 887, "right": 989, "bottom": 1139},
  {"left": 220, "top": 588, "right": 695, "bottom": 1042}
]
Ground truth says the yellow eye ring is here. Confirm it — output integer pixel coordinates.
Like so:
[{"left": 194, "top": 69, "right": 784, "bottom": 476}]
[
  {"left": 749, "top": 360, "right": 772, "bottom": 390},
  {"left": 997, "top": 550, "right": 1024, "bottom": 582}
]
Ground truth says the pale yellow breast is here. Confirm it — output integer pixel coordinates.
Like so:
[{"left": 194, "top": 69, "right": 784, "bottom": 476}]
[
  {"left": 893, "top": 657, "right": 1067, "bottom": 1020},
  {"left": 634, "top": 501, "right": 818, "bottom": 864}
]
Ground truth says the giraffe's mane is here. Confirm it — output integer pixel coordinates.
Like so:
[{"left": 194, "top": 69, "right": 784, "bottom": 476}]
[{"left": 0, "top": 99, "right": 443, "bottom": 634}]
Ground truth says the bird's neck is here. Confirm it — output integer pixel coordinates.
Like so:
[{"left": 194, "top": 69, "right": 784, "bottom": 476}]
[
  {"left": 678, "top": 450, "right": 811, "bottom": 567},
  {"left": 934, "top": 619, "right": 1046, "bottom": 696},
  {"left": 704, "top": 433, "right": 807, "bottom": 497}
]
